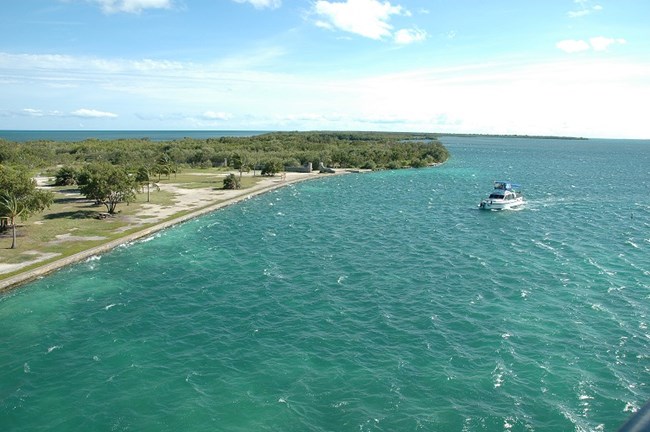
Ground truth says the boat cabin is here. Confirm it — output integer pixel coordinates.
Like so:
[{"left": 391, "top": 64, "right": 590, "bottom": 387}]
[{"left": 490, "top": 181, "right": 522, "bottom": 198}]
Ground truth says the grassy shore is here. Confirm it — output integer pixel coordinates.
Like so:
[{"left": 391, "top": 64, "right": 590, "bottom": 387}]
[{"left": 0, "top": 169, "right": 342, "bottom": 293}]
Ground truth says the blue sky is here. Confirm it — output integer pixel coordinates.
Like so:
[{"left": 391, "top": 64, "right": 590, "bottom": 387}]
[{"left": 1, "top": 0, "right": 648, "bottom": 138}]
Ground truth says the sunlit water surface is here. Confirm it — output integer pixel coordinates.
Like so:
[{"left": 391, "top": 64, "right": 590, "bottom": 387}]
[{"left": 1, "top": 137, "right": 649, "bottom": 431}]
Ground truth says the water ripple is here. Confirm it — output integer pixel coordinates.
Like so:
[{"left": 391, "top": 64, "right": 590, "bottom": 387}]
[{"left": 1, "top": 138, "right": 649, "bottom": 431}]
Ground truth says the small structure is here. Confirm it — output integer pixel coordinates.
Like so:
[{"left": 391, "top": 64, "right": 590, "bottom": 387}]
[
  {"left": 318, "top": 162, "right": 335, "bottom": 174},
  {"left": 285, "top": 162, "right": 313, "bottom": 173}
]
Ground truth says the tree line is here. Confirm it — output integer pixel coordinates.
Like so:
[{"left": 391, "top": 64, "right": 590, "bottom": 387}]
[{"left": 0, "top": 131, "right": 449, "bottom": 170}]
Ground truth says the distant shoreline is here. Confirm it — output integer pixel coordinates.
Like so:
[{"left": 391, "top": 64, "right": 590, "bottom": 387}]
[
  {"left": 1, "top": 130, "right": 590, "bottom": 143},
  {"left": 0, "top": 171, "right": 346, "bottom": 294},
  {"left": 437, "top": 133, "right": 588, "bottom": 140},
  {"left": 0, "top": 130, "right": 269, "bottom": 142}
]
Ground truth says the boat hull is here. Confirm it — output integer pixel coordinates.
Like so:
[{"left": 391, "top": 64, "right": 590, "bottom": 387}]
[{"left": 479, "top": 197, "right": 525, "bottom": 210}]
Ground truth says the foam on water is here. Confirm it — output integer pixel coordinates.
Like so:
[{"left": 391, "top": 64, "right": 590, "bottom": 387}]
[{"left": 1, "top": 137, "right": 649, "bottom": 431}]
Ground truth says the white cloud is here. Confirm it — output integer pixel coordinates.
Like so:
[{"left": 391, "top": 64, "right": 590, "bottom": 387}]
[
  {"left": 589, "top": 36, "right": 626, "bottom": 51},
  {"left": 71, "top": 108, "right": 118, "bottom": 118},
  {"left": 567, "top": 0, "right": 602, "bottom": 18},
  {"left": 394, "top": 28, "right": 427, "bottom": 45},
  {"left": 93, "top": 0, "right": 173, "bottom": 14},
  {"left": 348, "top": 59, "right": 650, "bottom": 137},
  {"left": 567, "top": 9, "right": 589, "bottom": 18},
  {"left": 133, "top": 59, "right": 185, "bottom": 71},
  {"left": 557, "top": 37, "right": 626, "bottom": 53},
  {"left": 14, "top": 107, "right": 116, "bottom": 119},
  {"left": 313, "top": 0, "right": 406, "bottom": 40},
  {"left": 20, "top": 108, "right": 64, "bottom": 117},
  {"left": 556, "top": 39, "right": 590, "bottom": 53},
  {"left": 0, "top": 52, "right": 189, "bottom": 78},
  {"left": 22, "top": 108, "right": 45, "bottom": 117},
  {"left": 202, "top": 111, "right": 233, "bottom": 120},
  {"left": 3, "top": 51, "right": 649, "bottom": 138},
  {"left": 232, "top": 0, "right": 281, "bottom": 9}
]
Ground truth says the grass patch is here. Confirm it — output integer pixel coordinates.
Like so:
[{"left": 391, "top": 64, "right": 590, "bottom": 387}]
[{"left": 157, "top": 169, "right": 263, "bottom": 190}]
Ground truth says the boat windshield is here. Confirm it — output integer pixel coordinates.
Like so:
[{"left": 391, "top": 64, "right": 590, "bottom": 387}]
[{"left": 494, "top": 181, "right": 522, "bottom": 192}]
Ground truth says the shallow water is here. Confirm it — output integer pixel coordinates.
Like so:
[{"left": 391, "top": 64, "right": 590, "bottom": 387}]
[{"left": 1, "top": 137, "right": 649, "bottom": 431}]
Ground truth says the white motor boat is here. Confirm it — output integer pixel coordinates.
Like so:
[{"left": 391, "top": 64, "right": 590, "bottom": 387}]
[{"left": 479, "top": 181, "right": 525, "bottom": 210}]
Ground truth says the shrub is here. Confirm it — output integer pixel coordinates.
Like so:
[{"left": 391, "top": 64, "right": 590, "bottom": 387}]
[
  {"left": 411, "top": 158, "right": 428, "bottom": 168},
  {"left": 223, "top": 173, "right": 240, "bottom": 190},
  {"left": 261, "top": 160, "right": 283, "bottom": 176},
  {"left": 54, "top": 166, "right": 79, "bottom": 186}
]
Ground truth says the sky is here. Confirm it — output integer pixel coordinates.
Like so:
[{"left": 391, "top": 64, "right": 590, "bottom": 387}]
[{"left": 1, "top": 0, "right": 649, "bottom": 138}]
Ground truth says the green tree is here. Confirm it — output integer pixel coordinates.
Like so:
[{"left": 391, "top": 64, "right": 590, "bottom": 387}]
[
  {"left": 77, "top": 164, "right": 103, "bottom": 204},
  {"left": 78, "top": 163, "right": 137, "bottom": 214},
  {"left": 135, "top": 165, "right": 160, "bottom": 203},
  {"left": 0, "top": 195, "right": 24, "bottom": 249},
  {"left": 410, "top": 158, "right": 428, "bottom": 168},
  {"left": 54, "top": 166, "right": 79, "bottom": 186},
  {"left": 155, "top": 153, "right": 174, "bottom": 180},
  {"left": 0, "top": 131, "right": 450, "bottom": 171},
  {"left": 0, "top": 165, "right": 54, "bottom": 248},
  {"left": 261, "top": 159, "right": 283, "bottom": 176},
  {"left": 222, "top": 173, "right": 241, "bottom": 190},
  {"left": 233, "top": 152, "right": 252, "bottom": 180}
]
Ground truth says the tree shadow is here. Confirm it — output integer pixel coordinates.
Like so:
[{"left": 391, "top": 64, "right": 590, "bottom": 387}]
[
  {"left": 60, "top": 187, "right": 82, "bottom": 193},
  {"left": 43, "top": 210, "right": 100, "bottom": 220},
  {"left": 54, "top": 197, "right": 89, "bottom": 205}
]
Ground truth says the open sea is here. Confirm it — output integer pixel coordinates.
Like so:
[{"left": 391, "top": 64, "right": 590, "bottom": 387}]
[
  {"left": 0, "top": 130, "right": 267, "bottom": 142},
  {"left": 1, "top": 136, "right": 649, "bottom": 431}
]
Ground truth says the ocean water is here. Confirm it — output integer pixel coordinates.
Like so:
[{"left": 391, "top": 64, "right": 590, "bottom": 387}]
[
  {"left": 0, "top": 130, "right": 266, "bottom": 142},
  {"left": 1, "top": 137, "right": 649, "bottom": 431}
]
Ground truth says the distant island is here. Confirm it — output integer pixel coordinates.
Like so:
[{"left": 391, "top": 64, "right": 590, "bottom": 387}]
[
  {"left": 1, "top": 131, "right": 450, "bottom": 171},
  {"left": 437, "top": 133, "right": 588, "bottom": 140}
]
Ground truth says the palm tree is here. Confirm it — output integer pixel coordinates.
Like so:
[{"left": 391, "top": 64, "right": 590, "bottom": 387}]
[
  {"left": 0, "top": 194, "right": 25, "bottom": 249},
  {"left": 156, "top": 153, "right": 174, "bottom": 181},
  {"left": 135, "top": 166, "right": 160, "bottom": 203}
]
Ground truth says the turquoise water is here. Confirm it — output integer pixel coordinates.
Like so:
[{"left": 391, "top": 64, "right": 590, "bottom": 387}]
[{"left": 1, "top": 137, "right": 649, "bottom": 431}]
